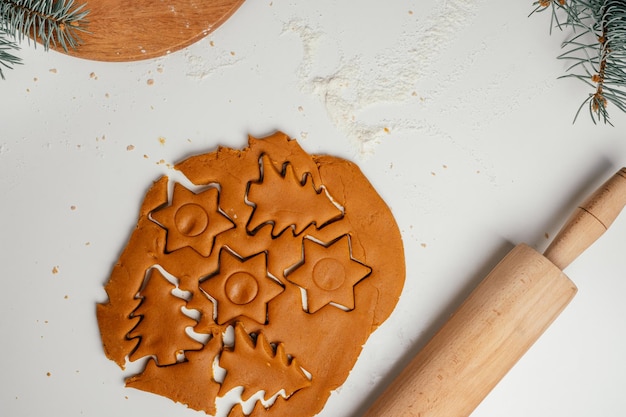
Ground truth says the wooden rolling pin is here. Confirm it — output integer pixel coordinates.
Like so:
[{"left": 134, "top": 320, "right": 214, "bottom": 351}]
[{"left": 363, "top": 167, "right": 626, "bottom": 417}]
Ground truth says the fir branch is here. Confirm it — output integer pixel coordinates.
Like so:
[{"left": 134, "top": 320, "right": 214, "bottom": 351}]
[
  {"left": 532, "top": 0, "right": 626, "bottom": 125},
  {"left": 0, "top": 26, "right": 21, "bottom": 79},
  {"left": 0, "top": 0, "right": 88, "bottom": 78}
]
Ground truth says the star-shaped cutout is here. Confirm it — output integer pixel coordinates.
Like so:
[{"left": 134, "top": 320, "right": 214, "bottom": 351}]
[
  {"left": 286, "top": 235, "right": 372, "bottom": 313},
  {"left": 151, "top": 183, "right": 234, "bottom": 257},
  {"left": 200, "top": 249, "right": 284, "bottom": 325}
]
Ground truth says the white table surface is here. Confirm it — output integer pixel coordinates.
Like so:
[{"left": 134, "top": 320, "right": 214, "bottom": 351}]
[{"left": 2, "top": 1, "right": 626, "bottom": 416}]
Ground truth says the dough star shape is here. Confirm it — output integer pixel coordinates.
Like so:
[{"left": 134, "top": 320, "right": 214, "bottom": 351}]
[
  {"left": 151, "top": 183, "right": 234, "bottom": 257},
  {"left": 200, "top": 249, "right": 284, "bottom": 325},
  {"left": 96, "top": 132, "right": 405, "bottom": 417},
  {"left": 287, "top": 235, "right": 372, "bottom": 313}
]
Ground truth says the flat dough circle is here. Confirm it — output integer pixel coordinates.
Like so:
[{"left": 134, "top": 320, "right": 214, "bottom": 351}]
[{"left": 97, "top": 132, "right": 405, "bottom": 416}]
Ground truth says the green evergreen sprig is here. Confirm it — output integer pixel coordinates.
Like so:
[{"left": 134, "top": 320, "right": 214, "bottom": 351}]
[
  {"left": 532, "top": 0, "right": 626, "bottom": 125},
  {"left": 0, "top": 25, "right": 21, "bottom": 78},
  {"left": 0, "top": 0, "right": 89, "bottom": 79}
]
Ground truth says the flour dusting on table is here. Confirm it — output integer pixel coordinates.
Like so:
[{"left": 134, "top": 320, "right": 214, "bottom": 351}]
[{"left": 285, "top": 0, "right": 481, "bottom": 157}]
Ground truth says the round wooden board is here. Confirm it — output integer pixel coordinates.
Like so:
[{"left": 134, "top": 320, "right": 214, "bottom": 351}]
[{"left": 57, "top": 0, "right": 246, "bottom": 62}]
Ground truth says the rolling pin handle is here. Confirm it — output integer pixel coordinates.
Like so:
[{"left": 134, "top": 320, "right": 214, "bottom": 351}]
[{"left": 544, "top": 167, "right": 626, "bottom": 270}]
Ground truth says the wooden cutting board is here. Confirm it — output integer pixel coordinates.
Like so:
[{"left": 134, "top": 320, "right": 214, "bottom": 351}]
[{"left": 57, "top": 0, "right": 246, "bottom": 61}]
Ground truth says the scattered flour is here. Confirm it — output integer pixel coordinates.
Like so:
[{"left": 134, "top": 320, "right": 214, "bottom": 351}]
[
  {"left": 185, "top": 49, "right": 243, "bottom": 80},
  {"left": 284, "top": 0, "right": 483, "bottom": 157}
]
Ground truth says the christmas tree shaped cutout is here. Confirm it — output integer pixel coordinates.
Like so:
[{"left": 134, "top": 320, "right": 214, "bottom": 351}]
[{"left": 128, "top": 268, "right": 203, "bottom": 366}]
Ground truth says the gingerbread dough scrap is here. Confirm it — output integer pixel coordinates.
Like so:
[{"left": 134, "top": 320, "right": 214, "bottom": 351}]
[{"left": 97, "top": 131, "right": 405, "bottom": 416}]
